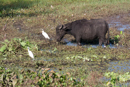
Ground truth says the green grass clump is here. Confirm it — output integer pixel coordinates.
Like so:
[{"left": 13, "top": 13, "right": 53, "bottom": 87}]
[{"left": 1, "top": 0, "right": 130, "bottom": 17}]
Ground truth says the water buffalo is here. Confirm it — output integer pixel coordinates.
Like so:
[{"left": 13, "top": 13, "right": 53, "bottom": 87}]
[{"left": 56, "top": 19, "right": 109, "bottom": 46}]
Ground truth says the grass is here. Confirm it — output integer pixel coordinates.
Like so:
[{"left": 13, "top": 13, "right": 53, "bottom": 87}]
[
  {"left": 1, "top": 0, "right": 130, "bottom": 18},
  {"left": 0, "top": 0, "right": 130, "bottom": 86}
]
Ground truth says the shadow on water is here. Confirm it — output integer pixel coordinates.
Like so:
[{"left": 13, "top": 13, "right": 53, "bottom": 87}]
[{"left": 63, "top": 39, "right": 116, "bottom": 48}]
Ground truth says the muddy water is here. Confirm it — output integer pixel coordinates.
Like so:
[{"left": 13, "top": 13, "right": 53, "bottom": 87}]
[
  {"left": 108, "top": 15, "right": 130, "bottom": 31},
  {"left": 108, "top": 60, "right": 130, "bottom": 73},
  {"left": 109, "top": 21, "right": 130, "bottom": 31}
]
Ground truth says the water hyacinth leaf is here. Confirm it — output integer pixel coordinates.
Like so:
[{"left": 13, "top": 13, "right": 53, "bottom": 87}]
[
  {"left": 34, "top": 44, "right": 38, "bottom": 51},
  {"left": 117, "top": 35, "right": 120, "bottom": 38},
  {"left": 92, "top": 55, "right": 97, "bottom": 58},
  {"left": 0, "top": 45, "right": 6, "bottom": 52},
  {"left": 70, "top": 77, "right": 73, "bottom": 81},
  {"left": 115, "top": 35, "right": 120, "bottom": 40},
  {"left": 103, "top": 55, "right": 107, "bottom": 59},
  {"left": 6, "top": 69, "right": 12, "bottom": 73},
  {"left": 120, "top": 31, "right": 123, "bottom": 35},
  {"left": 53, "top": 47, "right": 57, "bottom": 52},
  {"left": 19, "top": 74, "right": 23, "bottom": 81},
  {"left": 8, "top": 46, "right": 13, "bottom": 51},
  {"left": 65, "top": 19, "right": 67, "bottom": 21},
  {"left": 66, "top": 57, "right": 70, "bottom": 59},
  {"left": 49, "top": 78, "right": 53, "bottom": 83},
  {"left": 119, "top": 72, "right": 130, "bottom": 82},
  {"left": 20, "top": 42, "right": 26, "bottom": 47},
  {"left": 83, "top": 57, "right": 90, "bottom": 61},
  {"left": 18, "top": 38, "right": 22, "bottom": 42},
  {"left": 0, "top": 67, "right": 4, "bottom": 70},
  {"left": 13, "top": 38, "right": 17, "bottom": 41},
  {"left": 91, "top": 59, "right": 94, "bottom": 61},
  {"left": 4, "top": 39, "right": 9, "bottom": 43},
  {"left": 88, "top": 47, "right": 91, "bottom": 51},
  {"left": 26, "top": 41, "right": 31, "bottom": 45},
  {"left": 77, "top": 56, "right": 82, "bottom": 59}
]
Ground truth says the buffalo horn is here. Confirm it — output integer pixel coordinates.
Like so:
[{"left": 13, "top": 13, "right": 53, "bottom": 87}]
[{"left": 59, "top": 25, "right": 63, "bottom": 30}]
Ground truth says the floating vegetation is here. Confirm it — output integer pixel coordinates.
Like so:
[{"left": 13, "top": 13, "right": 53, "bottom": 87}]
[
  {"left": 0, "top": 67, "right": 83, "bottom": 87},
  {"left": 105, "top": 72, "right": 130, "bottom": 86}
]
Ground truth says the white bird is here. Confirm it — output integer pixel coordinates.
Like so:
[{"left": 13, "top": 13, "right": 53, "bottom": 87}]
[
  {"left": 27, "top": 47, "right": 34, "bottom": 60},
  {"left": 51, "top": 5, "right": 54, "bottom": 9},
  {"left": 42, "top": 29, "right": 50, "bottom": 39}
]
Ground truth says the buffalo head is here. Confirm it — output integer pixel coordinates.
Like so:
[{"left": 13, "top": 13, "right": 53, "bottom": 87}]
[{"left": 56, "top": 24, "right": 68, "bottom": 42}]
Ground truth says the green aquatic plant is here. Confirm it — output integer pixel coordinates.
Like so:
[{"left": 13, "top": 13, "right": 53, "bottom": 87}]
[
  {"left": 114, "top": 31, "right": 125, "bottom": 45},
  {"left": 105, "top": 72, "right": 130, "bottom": 87},
  {"left": 65, "top": 54, "right": 103, "bottom": 62},
  {"left": 66, "top": 55, "right": 92, "bottom": 62},
  {"left": 66, "top": 55, "right": 83, "bottom": 61},
  {"left": 0, "top": 37, "right": 38, "bottom": 56},
  {"left": 105, "top": 72, "right": 119, "bottom": 87},
  {"left": 120, "top": 31, "right": 123, "bottom": 35},
  {"left": 50, "top": 47, "right": 58, "bottom": 53},
  {"left": 114, "top": 35, "right": 120, "bottom": 43}
]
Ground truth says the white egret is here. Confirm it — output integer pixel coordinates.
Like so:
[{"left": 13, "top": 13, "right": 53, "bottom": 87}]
[
  {"left": 27, "top": 47, "right": 34, "bottom": 60},
  {"left": 42, "top": 29, "right": 50, "bottom": 39},
  {"left": 51, "top": 5, "right": 54, "bottom": 9}
]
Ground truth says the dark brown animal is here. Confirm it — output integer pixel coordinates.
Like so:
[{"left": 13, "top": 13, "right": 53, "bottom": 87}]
[{"left": 56, "top": 19, "right": 109, "bottom": 46}]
